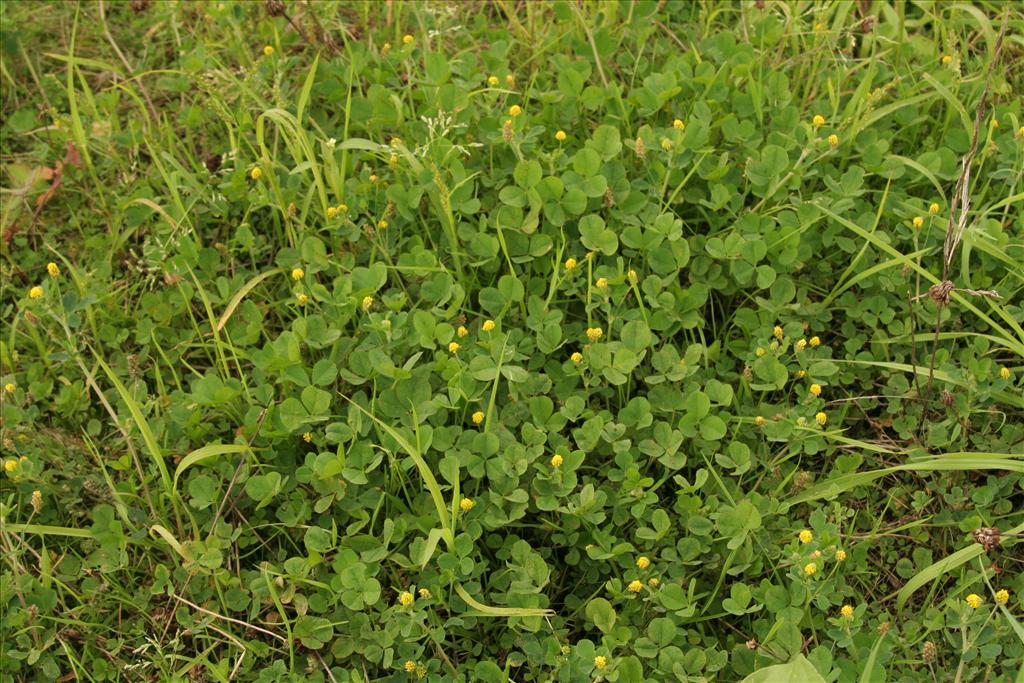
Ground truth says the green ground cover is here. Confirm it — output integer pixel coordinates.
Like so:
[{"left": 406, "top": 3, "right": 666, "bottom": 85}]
[{"left": 1, "top": 1, "right": 1022, "bottom": 681}]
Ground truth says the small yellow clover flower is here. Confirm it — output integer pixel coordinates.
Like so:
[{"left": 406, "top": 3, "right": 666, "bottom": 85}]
[
  {"left": 555, "top": 130, "right": 567, "bottom": 142},
  {"left": 799, "top": 530, "right": 814, "bottom": 544},
  {"left": 509, "top": 104, "right": 522, "bottom": 117},
  {"left": 995, "top": 589, "right": 1010, "bottom": 605},
  {"left": 471, "top": 411, "right": 484, "bottom": 425},
  {"left": 755, "top": 416, "right": 766, "bottom": 426},
  {"left": 398, "top": 591, "right": 414, "bottom": 606},
  {"left": 404, "top": 661, "right": 417, "bottom": 673},
  {"left": 3, "top": 383, "right": 15, "bottom": 393},
  {"left": 594, "top": 656, "right": 607, "bottom": 670},
  {"left": 812, "top": 114, "right": 826, "bottom": 126},
  {"left": 402, "top": 34, "right": 414, "bottom": 45},
  {"left": 291, "top": 267, "right": 304, "bottom": 280},
  {"left": 295, "top": 293, "right": 309, "bottom": 305},
  {"left": 460, "top": 497, "right": 475, "bottom": 511},
  {"left": 795, "top": 338, "right": 807, "bottom": 352},
  {"left": 941, "top": 54, "right": 953, "bottom": 65},
  {"left": 250, "top": 166, "right": 262, "bottom": 180},
  {"left": 418, "top": 588, "right": 432, "bottom": 599},
  {"left": 564, "top": 257, "right": 577, "bottom": 270},
  {"left": 809, "top": 336, "right": 821, "bottom": 347},
  {"left": 586, "top": 327, "right": 603, "bottom": 342},
  {"left": 31, "top": 489, "right": 42, "bottom": 513},
  {"left": 263, "top": 45, "right": 274, "bottom": 56},
  {"left": 448, "top": 341, "right": 460, "bottom": 353},
  {"left": 965, "top": 594, "right": 982, "bottom": 609},
  {"left": 999, "top": 366, "right": 1011, "bottom": 380},
  {"left": 361, "top": 296, "right": 373, "bottom": 311},
  {"left": 487, "top": 75, "right": 499, "bottom": 86},
  {"left": 815, "top": 412, "right": 828, "bottom": 426},
  {"left": 929, "top": 202, "right": 940, "bottom": 215},
  {"left": 840, "top": 604, "right": 854, "bottom": 618},
  {"left": 47, "top": 262, "right": 60, "bottom": 277},
  {"left": 828, "top": 134, "right": 839, "bottom": 147},
  {"left": 457, "top": 325, "right": 469, "bottom": 338},
  {"left": 804, "top": 562, "right": 818, "bottom": 576},
  {"left": 482, "top": 319, "right": 496, "bottom": 332},
  {"left": 627, "top": 579, "right": 643, "bottom": 593},
  {"left": 809, "top": 383, "right": 822, "bottom": 397},
  {"left": 570, "top": 352, "right": 583, "bottom": 363},
  {"left": 595, "top": 277, "right": 608, "bottom": 289},
  {"left": 672, "top": 118, "right": 684, "bottom": 129},
  {"left": 302, "top": 432, "right": 313, "bottom": 443},
  {"left": 4, "top": 460, "right": 17, "bottom": 473},
  {"left": 912, "top": 216, "right": 924, "bottom": 228},
  {"left": 636, "top": 556, "right": 651, "bottom": 569},
  {"left": 836, "top": 549, "right": 847, "bottom": 561},
  {"left": 29, "top": 286, "right": 44, "bottom": 299},
  {"left": 550, "top": 454, "right": 564, "bottom": 468}
]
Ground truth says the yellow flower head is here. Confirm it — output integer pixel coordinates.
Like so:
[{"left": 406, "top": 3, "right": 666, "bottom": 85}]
[
  {"left": 509, "top": 104, "right": 522, "bottom": 117},
  {"left": 505, "top": 74, "right": 515, "bottom": 87},
  {"left": 648, "top": 577, "right": 660, "bottom": 587},
  {"left": 773, "top": 325, "right": 784, "bottom": 340},
  {"left": 815, "top": 412, "right": 828, "bottom": 426},
  {"left": 29, "top": 285, "right": 45, "bottom": 299},
  {"left": 291, "top": 267, "right": 304, "bottom": 280},
  {"left": 460, "top": 497, "right": 475, "bottom": 511},
  {"left": 796, "top": 369, "right": 807, "bottom": 378},
  {"left": 912, "top": 216, "right": 924, "bottom": 228},
  {"left": 31, "top": 489, "right": 42, "bottom": 513},
  {"left": 250, "top": 166, "right": 262, "bottom": 180},
  {"left": 795, "top": 338, "right": 807, "bottom": 352},
  {"left": 586, "top": 327, "right": 603, "bottom": 342},
  {"left": 404, "top": 660, "right": 417, "bottom": 673},
  {"left": 3, "top": 383, "right": 14, "bottom": 393},
  {"left": 361, "top": 296, "right": 373, "bottom": 311},
  {"left": 627, "top": 579, "right": 643, "bottom": 593},
  {"left": 296, "top": 292, "right": 309, "bottom": 305},
  {"left": 995, "top": 589, "right": 1009, "bottom": 605},
  {"left": 4, "top": 460, "right": 17, "bottom": 473},
  {"left": 47, "top": 262, "right": 60, "bottom": 277},
  {"left": 755, "top": 415, "right": 766, "bottom": 426},
  {"left": 550, "top": 453, "right": 564, "bottom": 467},
  {"left": 448, "top": 341, "right": 460, "bottom": 353},
  {"left": 390, "top": 137, "right": 402, "bottom": 147},
  {"left": 326, "top": 206, "right": 339, "bottom": 219},
  {"left": 382, "top": 42, "right": 392, "bottom": 53},
  {"left": 482, "top": 319, "right": 496, "bottom": 332},
  {"left": 471, "top": 411, "right": 484, "bottom": 425},
  {"left": 804, "top": 562, "right": 817, "bottom": 576},
  {"left": 263, "top": 45, "right": 274, "bottom": 56},
  {"left": 673, "top": 119, "right": 684, "bottom": 129},
  {"left": 636, "top": 556, "right": 651, "bottom": 570},
  {"left": 487, "top": 75, "right": 499, "bottom": 86},
  {"left": 755, "top": 347, "right": 766, "bottom": 357},
  {"left": 457, "top": 325, "right": 469, "bottom": 338},
  {"left": 799, "top": 529, "right": 814, "bottom": 544},
  {"left": 836, "top": 549, "right": 847, "bottom": 561},
  {"left": 942, "top": 54, "right": 953, "bottom": 65},
  {"left": 377, "top": 219, "right": 388, "bottom": 229},
  {"left": 828, "top": 134, "right": 839, "bottom": 147},
  {"left": 402, "top": 34, "right": 414, "bottom": 45},
  {"left": 302, "top": 432, "right": 313, "bottom": 443},
  {"left": 369, "top": 174, "right": 379, "bottom": 183},
  {"left": 564, "top": 257, "right": 577, "bottom": 270},
  {"left": 660, "top": 137, "right": 673, "bottom": 150},
  {"left": 965, "top": 593, "right": 982, "bottom": 609},
  {"left": 418, "top": 588, "right": 432, "bottom": 599},
  {"left": 813, "top": 114, "right": 826, "bottom": 127},
  {"left": 811, "top": 550, "right": 822, "bottom": 558},
  {"left": 929, "top": 202, "right": 940, "bottom": 215},
  {"left": 337, "top": 203, "right": 348, "bottom": 213},
  {"left": 555, "top": 130, "right": 567, "bottom": 142},
  {"left": 809, "top": 336, "right": 821, "bottom": 347},
  {"left": 840, "top": 604, "right": 854, "bottom": 618},
  {"left": 398, "top": 591, "right": 414, "bottom": 606},
  {"left": 595, "top": 277, "right": 608, "bottom": 289},
  {"left": 628, "top": 270, "right": 638, "bottom": 284},
  {"left": 810, "top": 383, "right": 822, "bottom": 397},
  {"left": 594, "top": 656, "right": 607, "bottom": 669},
  {"left": 999, "top": 366, "right": 1011, "bottom": 380},
  {"left": 570, "top": 352, "right": 583, "bottom": 363}
]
